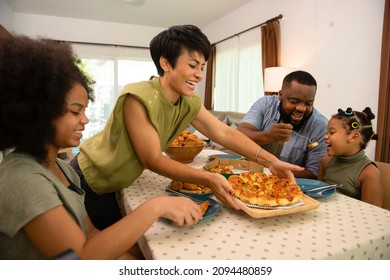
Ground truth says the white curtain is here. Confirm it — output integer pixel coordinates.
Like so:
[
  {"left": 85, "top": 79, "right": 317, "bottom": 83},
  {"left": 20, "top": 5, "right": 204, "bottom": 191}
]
[
  {"left": 214, "top": 28, "right": 263, "bottom": 113},
  {"left": 71, "top": 43, "right": 156, "bottom": 140}
]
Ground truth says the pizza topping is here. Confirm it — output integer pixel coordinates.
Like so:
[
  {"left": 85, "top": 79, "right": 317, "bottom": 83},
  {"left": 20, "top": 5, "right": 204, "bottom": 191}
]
[{"left": 228, "top": 172, "right": 303, "bottom": 207}]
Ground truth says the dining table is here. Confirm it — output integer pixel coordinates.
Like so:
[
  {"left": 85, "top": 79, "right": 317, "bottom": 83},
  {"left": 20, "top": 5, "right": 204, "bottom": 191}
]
[{"left": 121, "top": 149, "right": 390, "bottom": 260}]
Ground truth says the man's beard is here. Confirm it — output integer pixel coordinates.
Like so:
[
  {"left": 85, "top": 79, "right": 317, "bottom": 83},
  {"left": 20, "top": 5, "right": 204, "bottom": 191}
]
[{"left": 278, "top": 101, "right": 312, "bottom": 130}]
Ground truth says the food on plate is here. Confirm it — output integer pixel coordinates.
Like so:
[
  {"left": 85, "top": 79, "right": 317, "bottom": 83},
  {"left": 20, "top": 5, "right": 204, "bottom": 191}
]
[
  {"left": 199, "top": 200, "right": 212, "bottom": 216},
  {"left": 170, "top": 130, "right": 205, "bottom": 147},
  {"left": 228, "top": 172, "right": 303, "bottom": 206},
  {"left": 170, "top": 180, "right": 212, "bottom": 194},
  {"left": 208, "top": 164, "right": 234, "bottom": 174},
  {"left": 208, "top": 155, "right": 220, "bottom": 161},
  {"left": 170, "top": 180, "right": 184, "bottom": 190}
]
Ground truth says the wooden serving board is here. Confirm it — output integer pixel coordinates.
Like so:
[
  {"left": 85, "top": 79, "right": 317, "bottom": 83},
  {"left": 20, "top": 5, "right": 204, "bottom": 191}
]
[{"left": 234, "top": 194, "right": 320, "bottom": 218}]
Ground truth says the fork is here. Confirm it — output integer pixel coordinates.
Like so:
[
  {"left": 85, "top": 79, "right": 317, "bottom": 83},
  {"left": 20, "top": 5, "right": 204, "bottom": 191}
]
[{"left": 303, "top": 184, "right": 343, "bottom": 195}]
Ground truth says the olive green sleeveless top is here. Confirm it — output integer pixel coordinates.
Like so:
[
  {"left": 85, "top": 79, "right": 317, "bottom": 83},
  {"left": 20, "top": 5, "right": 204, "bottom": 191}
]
[
  {"left": 323, "top": 150, "right": 375, "bottom": 199},
  {"left": 78, "top": 77, "right": 201, "bottom": 194}
]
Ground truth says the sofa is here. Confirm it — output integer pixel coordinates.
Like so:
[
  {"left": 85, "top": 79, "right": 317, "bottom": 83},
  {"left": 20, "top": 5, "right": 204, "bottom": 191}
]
[{"left": 208, "top": 110, "right": 246, "bottom": 129}]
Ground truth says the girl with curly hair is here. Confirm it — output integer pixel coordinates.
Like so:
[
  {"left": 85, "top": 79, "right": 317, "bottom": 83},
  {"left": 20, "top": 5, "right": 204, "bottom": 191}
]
[
  {"left": 0, "top": 34, "right": 202, "bottom": 259},
  {"left": 317, "top": 107, "right": 382, "bottom": 206}
]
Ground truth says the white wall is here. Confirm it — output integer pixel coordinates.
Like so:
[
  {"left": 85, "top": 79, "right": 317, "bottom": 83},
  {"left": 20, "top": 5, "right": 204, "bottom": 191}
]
[
  {"left": 204, "top": 0, "right": 385, "bottom": 159},
  {"left": 0, "top": 0, "right": 13, "bottom": 30},
  {"left": 1, "top": 0, "right": 385, "bottom": 160}
]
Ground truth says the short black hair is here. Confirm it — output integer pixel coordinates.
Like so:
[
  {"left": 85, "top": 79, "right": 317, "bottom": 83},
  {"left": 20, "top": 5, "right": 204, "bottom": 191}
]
[
  {"left": 0, "top": 34, "right": 95, "bottom": 162},
  {"left": 282, "top": 70, "right": 317, "bottom": 89},
  {"left": 149, "top": 24, "right": 211, "bottom": 76}
]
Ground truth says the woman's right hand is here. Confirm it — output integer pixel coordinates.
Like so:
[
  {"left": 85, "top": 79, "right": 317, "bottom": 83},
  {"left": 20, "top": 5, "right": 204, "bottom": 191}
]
[
  {"left": 153, "top": 196, "right": 202, "bottom": 227},
  {"left": 202, "top": 172, "right": 240, "bottom": 210}
]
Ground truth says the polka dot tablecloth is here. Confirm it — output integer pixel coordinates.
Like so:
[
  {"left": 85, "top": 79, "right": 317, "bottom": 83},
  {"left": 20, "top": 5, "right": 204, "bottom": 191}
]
[{"left": 121, "top": 149, "right": 390, "bottom": 260}]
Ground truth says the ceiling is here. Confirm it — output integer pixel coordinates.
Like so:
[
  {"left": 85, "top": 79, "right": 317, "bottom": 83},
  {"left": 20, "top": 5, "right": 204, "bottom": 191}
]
[{"left": 5, "top": 0, "right": 252, "bottom": 28}]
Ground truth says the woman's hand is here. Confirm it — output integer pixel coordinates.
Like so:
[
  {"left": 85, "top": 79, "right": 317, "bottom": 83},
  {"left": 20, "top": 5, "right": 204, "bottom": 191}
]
[
  {"left": 203, "top": 172, "right": 240, "bottom": 210},
  {"left": 268, "top": 159, "right": 304, "bottom": 181}
]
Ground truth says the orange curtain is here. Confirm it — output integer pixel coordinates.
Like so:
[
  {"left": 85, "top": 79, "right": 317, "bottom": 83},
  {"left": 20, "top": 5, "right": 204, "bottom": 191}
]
[
  {"left": 0, "top": 24, "right": 12, "bottom": 39},
  {"left": 261, "top": 20, "right": 281, "bottom": 72},
  {"left": 204, "top": 15, "right": 282, "bottom": 107},
  {"left": 204, "top": 44, "right": 216, "bottom": 110},
  {"left": 375, "top": 0, "right": 390, "bottom": 163}
]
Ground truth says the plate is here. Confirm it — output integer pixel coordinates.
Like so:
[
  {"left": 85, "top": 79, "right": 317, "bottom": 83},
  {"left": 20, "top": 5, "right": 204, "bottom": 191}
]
[
  {"left": 295, "top": 178, "right": 337, "bottom": 199},
  {"left": 234, "top": 194, "right": 320, "bottom": 218},
  {"left": 169, "top": 194, "right": 220, "bottom": 220}
]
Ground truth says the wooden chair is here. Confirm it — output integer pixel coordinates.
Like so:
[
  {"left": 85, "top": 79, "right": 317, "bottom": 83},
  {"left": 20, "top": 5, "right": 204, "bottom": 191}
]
[{"left": 375, "top": 161, "right": 390, "bottom": 211}]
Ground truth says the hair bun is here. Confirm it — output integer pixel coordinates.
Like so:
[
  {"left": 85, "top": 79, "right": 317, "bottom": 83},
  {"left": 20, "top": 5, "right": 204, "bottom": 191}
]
[
  {"left": 362, "top": 107, "right": 375, "bottom": 121},
  {"left": 345, "top": 107, "right": 353, "bottom": 115},
  {"left": 370, "top": 133, "right": 379, "bottom": 141}
]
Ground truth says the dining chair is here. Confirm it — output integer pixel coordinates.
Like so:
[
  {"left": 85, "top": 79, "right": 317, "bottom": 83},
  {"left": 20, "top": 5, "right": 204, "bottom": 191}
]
[{"left": 375, "top": 161, "right": 390, "bottom": 211}]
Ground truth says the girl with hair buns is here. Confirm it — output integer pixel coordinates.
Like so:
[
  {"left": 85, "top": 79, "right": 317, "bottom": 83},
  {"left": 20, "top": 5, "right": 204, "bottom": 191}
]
[{"left": 317, "top": 107, "right": 383, "bottom": 206}]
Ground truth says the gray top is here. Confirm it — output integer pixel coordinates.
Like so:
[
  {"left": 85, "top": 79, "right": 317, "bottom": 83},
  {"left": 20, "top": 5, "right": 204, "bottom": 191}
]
[
  {"left": 0, "top": 152, "right": 87, "bottom": 259},
  {"left": 242, "top": 95, "right": 328, "bottom": 176}
]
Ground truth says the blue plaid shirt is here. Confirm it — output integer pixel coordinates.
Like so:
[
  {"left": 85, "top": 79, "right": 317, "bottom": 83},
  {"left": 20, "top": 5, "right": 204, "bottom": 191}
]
[{"left": 241, "top": 95, "right": 328, "bottom": 176}]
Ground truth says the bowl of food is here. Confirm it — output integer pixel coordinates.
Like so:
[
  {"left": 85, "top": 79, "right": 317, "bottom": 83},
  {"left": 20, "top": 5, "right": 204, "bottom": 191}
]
[{"left": 164, "top": 130, "right": 206, "bottom": 163}]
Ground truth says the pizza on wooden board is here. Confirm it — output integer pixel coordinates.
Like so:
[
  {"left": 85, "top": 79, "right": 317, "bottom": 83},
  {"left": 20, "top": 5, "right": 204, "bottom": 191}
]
[{"left": 228, "top": 172, "right": 303, "bottom": 206}]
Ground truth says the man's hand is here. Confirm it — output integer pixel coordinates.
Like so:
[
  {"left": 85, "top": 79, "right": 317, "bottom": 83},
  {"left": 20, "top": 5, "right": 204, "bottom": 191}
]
[{"left": 267, "top": 123, "right": 293, "bottom": 143}]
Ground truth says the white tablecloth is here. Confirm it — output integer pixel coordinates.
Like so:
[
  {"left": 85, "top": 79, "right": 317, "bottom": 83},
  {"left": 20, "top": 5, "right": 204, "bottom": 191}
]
[{"left": 122, "top": 149, "right": 390, "bottom": 260}]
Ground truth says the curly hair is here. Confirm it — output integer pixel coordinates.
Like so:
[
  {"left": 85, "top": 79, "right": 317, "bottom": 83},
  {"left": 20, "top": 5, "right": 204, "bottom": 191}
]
[
  {"left": 332, "top": 107, "right": 378, "bottom": 150},
  {"left": 149, "top": 24, "right": 211, "bottom": 76},
  {"left": 0, "top": 34, "right": 95, "bottom": 162}
]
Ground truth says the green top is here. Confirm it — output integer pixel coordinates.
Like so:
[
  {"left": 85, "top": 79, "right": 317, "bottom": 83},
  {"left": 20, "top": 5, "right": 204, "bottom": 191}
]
[
  {"left": 0, "top": 152, "right": 87, "bottom": 259},
  {"left": 323, "top": 149, "right": 376, "bottom": 199},
  {"left": 78, "top": 77, "right": 202, "bottom": 194}
]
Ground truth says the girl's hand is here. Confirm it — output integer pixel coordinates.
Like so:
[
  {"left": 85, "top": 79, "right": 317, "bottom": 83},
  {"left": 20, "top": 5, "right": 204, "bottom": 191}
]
[{"left": 156, "top": 196, "right": 202, "bottom": 227}]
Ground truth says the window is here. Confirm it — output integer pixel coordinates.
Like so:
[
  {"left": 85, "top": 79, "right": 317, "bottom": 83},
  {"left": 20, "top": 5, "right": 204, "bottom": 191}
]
[
  {"left": 72, "top": 44, "right": 157, "bottom": 140},
  {"left": 213, "top": 28, "right": 263, "bottom": 113}
]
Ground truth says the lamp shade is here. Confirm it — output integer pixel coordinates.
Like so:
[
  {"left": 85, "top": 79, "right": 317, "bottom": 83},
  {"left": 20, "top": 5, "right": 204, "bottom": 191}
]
[{"left": 264, "top": 67, "right": 296, "bottom": 93}]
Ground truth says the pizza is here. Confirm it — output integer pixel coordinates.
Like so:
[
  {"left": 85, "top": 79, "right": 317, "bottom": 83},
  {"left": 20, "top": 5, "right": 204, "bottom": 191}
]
[
  {"left": 170, "top": 180, "right": 212, "bottom": 194},
  {"left": 208, "top": 164, "right": 234, "bottom": 174},
  {"left": 228, "top": 172, "right": 303, "bottom": 206},
  {"left": 199, "top": 200, "right": 211, "bottom": 216}
]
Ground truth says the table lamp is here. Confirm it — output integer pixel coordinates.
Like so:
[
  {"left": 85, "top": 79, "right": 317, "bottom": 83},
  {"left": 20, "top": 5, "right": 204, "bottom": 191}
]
[{"left": 264, "top": 66, "right": 296, "bottom": 95}]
